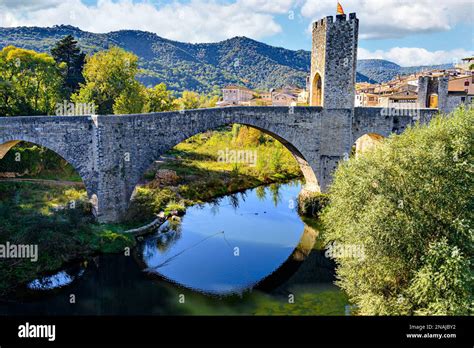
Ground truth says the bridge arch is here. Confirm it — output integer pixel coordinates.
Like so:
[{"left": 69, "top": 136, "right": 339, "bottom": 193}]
[
  {"left": 0, "top": 137, "right": 96, "bottom": 211},
  {"left": 122, "top": 110, "right": 323, "bottom": 215},
  {"left": 352, "top": 132, "right": 385, "bottom": 158}
]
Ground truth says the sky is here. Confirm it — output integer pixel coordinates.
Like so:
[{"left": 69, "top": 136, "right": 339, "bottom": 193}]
[{"left": 0, "top": 0, "right": 472, "bottom": 66}]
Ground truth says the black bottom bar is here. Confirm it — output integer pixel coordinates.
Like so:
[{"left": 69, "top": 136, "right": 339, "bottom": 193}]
[{"left": 0, "top": 316, "right": 471, "bottom": 346}]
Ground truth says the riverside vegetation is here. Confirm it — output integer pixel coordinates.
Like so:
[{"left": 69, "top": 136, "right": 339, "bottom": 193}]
[{"left": 322, "top": 106, "right": 473, "bottom": 315}]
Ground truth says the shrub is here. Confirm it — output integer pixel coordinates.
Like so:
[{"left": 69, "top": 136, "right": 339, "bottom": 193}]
[
  {"left": 298, "top": 191, "right": 330, "bottom": 217},
  {"left": 321, "top": 106, "right": 473, "bottom": 315}
]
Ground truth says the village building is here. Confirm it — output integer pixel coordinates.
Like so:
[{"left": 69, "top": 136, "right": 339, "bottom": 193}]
[
  {"left": 257, "top": 92, "right": 272, "bottom": 105},
  {"left": 378, "top": 90, "right": 418, "bottom": 108},
  {"left": 355, "top": 92, "right": 379, "bottom": 107},
  {"left": 455, "top": 57, "right": 474, "bottom": 71},
  {"left": 354, "top": 64, "right": 473, "bottom": 112},
  {"left": 218, "top": 85, "right": 254, "bottom": 106},
  {"left": 446, "top": 75, "right": 474, "bottom": 112},
  {"left": 297, "top": 89, "right": 309, "bottom": 104},
  {"left": 271, "top": 91, "right": 298, "bottom": 106}
]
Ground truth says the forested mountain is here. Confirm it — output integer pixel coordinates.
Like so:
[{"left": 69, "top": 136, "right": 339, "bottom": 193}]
[
  {"left": 357, "top": 59, "right": 453, "bottom": 84},
  {"left": 0, "top": 25, "right": 453, "bottom": 93}
]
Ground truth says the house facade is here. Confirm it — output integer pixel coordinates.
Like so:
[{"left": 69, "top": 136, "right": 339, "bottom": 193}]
[{"left": 221, "top": 85, "right": 254, "bottom": 104}]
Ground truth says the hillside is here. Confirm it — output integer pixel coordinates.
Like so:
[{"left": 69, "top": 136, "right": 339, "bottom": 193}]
[
  {"left": 0, "top": 25, "right": 452, "bottom": 93},
  {"left": 357, "top": 59, "right": 453, "bottom": 84}
]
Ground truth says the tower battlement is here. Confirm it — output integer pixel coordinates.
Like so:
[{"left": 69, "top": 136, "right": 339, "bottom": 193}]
[
  {"left": 310, "top": 13, "right": 359, "bottom": 108},
  {"left": 312, "top": 13, "right": 358, "bottom": 28}
]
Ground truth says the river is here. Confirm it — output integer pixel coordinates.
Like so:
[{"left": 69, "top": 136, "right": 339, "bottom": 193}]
[{"left": 0, "top": 180, "right": 349, "bottom": 315}]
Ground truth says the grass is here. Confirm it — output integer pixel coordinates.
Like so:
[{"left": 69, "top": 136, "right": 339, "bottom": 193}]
[
  {"left": 252, "top": 286, "right": 349, "bottom": 315},
  {"left": 21, "top": 169, "right": 83, "bottom": 182}
]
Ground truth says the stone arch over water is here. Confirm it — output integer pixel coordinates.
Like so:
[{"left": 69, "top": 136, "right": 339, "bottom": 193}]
[
  {"left": 125, "top": 119, "right": 322, "bottom": 212},
  {"left": 0, "top": 136, "right": 96, "bottom": 209},
  {"left": 353, "top": 133, "right": 385, "bottom": 157}
]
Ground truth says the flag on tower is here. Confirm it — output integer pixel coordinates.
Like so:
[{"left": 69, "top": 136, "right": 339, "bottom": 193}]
[{"left": 337, "top": 2, "right": 345, "bottom": 15}]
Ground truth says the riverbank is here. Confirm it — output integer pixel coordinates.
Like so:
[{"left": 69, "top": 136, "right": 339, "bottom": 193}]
[{"left": 0, "top": 182, "right": 135, "bottom": 296}]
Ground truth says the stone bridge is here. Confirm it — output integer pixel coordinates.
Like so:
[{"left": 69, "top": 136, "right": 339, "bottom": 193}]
[
  {"left": 0, "top": 106, "right": 437, "bottom": 222},
  {"left": 0, "top": 13, "right": 443, "bottom": 221}
]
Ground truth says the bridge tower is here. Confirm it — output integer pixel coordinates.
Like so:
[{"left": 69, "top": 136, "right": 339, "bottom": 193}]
[
  {"left": 310, "top": 13, "right": 359, "bottom": 108},
  {"left": 417, "top": 76, "right": 449, "bottom": 113}
]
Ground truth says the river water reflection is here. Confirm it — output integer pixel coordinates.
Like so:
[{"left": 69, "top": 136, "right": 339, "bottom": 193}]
[
  {"left": 1, "top": 180, "right": 348, "bottom": 315},
  {"left": 139, "top": 180, "right": 305, "bottom": 295}
]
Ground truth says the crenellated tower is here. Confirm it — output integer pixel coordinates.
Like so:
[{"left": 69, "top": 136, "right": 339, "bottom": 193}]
[{"left": 310, "top": 13, "right": 359, "bottom": 109}]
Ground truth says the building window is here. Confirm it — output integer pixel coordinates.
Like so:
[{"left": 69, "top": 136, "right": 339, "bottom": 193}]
[
  {"left": 461, "top": 97, "right": 466, "bottom": 103},
  {"left": 464, "top": 81, "right": 469, "bottom": 86}
]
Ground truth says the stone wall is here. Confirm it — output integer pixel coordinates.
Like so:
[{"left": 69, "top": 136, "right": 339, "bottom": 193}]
[
  {"left": 353, "top": 107, "right": 438, "bottom": 141},
  {"left": 447, "top": 94, "right": 472, "bottom": 113},
  {"left": 310, "top": 16, "right": 327, "bottom": 106}
]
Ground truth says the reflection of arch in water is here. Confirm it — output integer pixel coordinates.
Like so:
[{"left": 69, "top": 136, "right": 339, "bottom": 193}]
[{"left": 353, "top": 133, "right": 385, "bottom": 158}]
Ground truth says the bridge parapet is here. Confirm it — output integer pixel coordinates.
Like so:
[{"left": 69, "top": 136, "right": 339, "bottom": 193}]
[{"left": 353, "top": 107, "right": 439, "bottom": 141}]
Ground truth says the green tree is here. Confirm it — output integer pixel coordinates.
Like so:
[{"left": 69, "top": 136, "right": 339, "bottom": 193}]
[
  {"left": 72, "top": 47, "right": 144, "bottom": 114},
  {"left": 199, "top": 94, "right": 219, "bottom": 108},
  {"left": 0, "top": 46, "right": 64, "bottom": 116},
  {"left": 113, "top": 83, "right": 147, "bottom": 115},
  {"left": 51, "top": 35, "right": 85, "bottom": 97},
  {"left": 144, "top": 83, "right": 175, "bottom": 112},
  {"left": 175, "top": 90, "right": 200, "bottom": 110},
  {"left": 321, "top": 107, "right": 473, "bottom": 315}
]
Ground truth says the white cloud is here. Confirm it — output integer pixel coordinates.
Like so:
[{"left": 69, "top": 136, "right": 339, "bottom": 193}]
[
  {"left": 0, "top": 0, "right": 63, "bottom": 11},
  {"left": 358, "top": 47, "right": 473, "bottom": 66},
  {"left": 0, "top": 0, "right": 290, "bottom": 42},
  {"left": 301, "top": 0, "right": 473, "bottom": 39},
  {"left": 238, "top": 0, "right": 295, "bottom": 14}
]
